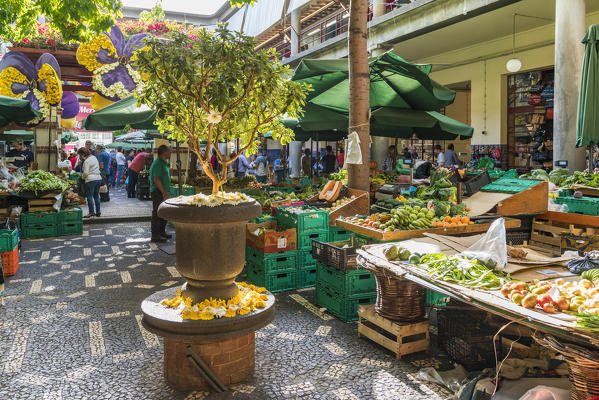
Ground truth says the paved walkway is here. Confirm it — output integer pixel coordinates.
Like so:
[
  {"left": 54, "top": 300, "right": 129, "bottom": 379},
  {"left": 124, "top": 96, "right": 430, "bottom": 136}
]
[
  {"left": 83, "top": 185, "right": 152, "bottom": 224},
  {"left": 0, "top": 223, "right": 449, "bottom": 400}
]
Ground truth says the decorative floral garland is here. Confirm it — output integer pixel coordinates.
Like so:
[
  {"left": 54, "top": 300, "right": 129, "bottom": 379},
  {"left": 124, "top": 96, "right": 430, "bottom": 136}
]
[
  {"left": 0, "top": 67, "right": 48, "bottom": 125},
  {"left": 91, "top": 62, "right": 142, "bottom": 100},
  {"left": 76, "top": 34, "right": 117, "bottom": 72},
  {"left": 0, "top": 67, "right": 28, "bottom": 97},
  {"left": 161, "top": 282, "right": 268, "bottom": 320},
  {"left": 37, "top": 64, "right": 62, "bottom": 105},
  {"left": 172, "top": 192, "right": 252, "bottom": 207}
]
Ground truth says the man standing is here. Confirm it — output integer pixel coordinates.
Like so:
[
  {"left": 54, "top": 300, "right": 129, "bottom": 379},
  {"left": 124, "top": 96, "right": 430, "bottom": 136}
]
[
  {"left": 253, "top": 150, "right": 268, "bottom": 183},
  {"left": 149, "top": 145, "right": 171, "bottom": 243},
  {"left": 127, "top": 148, "right": 150, "bottom": 198},
  {"left": 95, "top": 145, "right": 110, "bottom": 177},
  {"left": 321, "top": 145, "right": 338, "bottom": 174},
  {"left": 108, "top": 149, "right": 117, "bottom": 187},
  {"left": 234, "top": 152, "right": 250, "bottom": 178},
  {"left": 381, "top": 145, "right": 398, "bottom": 172},
  {"left": 85, "top": 140, "right": 96, "bottom": 156},
  {"left": 6, "top": 138, "right": 34, "bottom": 170},
  {"left": 434, "top": 145, "right": 445, "bottom": 167},
  {"left": 115, "top": 146, "right": 127, "bottom": 188},
  {"left": 301, "top": 149, "right": 312, "bottom": 177},
  {"left": 443, "top": 143, "right": 460, "bottom": 167}
]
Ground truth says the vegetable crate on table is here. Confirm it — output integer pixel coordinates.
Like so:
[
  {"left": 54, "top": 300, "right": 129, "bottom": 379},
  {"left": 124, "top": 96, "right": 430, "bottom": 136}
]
[
  {"left": 276, "top": 205, "right": 329, "bottom": 233},
  {"left": 246, "top": 221, "right": 297, "bottom": 253},
  {"left": 555, "top": 193, "right": 599, "bottom": 216},
  {"left": 245, "top": 245, "right": 298, "bottom": 292},
  {"left": 358, "top": 304, "right": 429, "bottom": 359}
]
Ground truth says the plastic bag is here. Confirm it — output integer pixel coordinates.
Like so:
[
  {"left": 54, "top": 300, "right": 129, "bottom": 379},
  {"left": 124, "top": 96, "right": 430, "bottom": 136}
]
[
  {"left": 461, "top": 218, "right": 508, "bottom": 270},
  {"left": 346, "top": 131, "right": 362, "bottom": 165},
  {"left": 415, "top": 364, "right": 468, "bottom": 394},
  {"left": 567, "top": 251, "right": 599, "bottom": 274},
  {"left": 518, "top": 385, "right": 569, "bottom": 400}
]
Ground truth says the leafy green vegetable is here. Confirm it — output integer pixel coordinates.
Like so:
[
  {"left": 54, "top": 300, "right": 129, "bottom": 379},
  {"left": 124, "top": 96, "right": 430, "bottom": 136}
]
[
  {"left": 548, "top": 168, "right": 570, "bottom": 186},
  {"left": 19, "top": 170, "right": 69, "bottom": 194}
]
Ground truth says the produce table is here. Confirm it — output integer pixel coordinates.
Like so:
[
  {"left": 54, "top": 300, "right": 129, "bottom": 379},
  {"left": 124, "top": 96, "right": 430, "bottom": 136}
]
[
  {"left": 336, "top": 217, "right": 521, "bottom": 241},
  {"left": 356, "top": 242, "right": 599, "bottom": 349}
]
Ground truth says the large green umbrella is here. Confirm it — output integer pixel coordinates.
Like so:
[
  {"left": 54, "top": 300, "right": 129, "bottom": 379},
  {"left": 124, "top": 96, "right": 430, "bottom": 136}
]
[
  {"left": 106, "top": 141, "right": 148, "bottom": 151},
  {"left": 576, "top": 24, "right": 599, "bottom": 163},
  {"left": 0, "top": 95, "right": 42, "bottom": 128},
  {"left": 82, "top": 96, "right": 157, "bottom": 131},
  {"left": 0, "top": 129, "right": 34, "bottom": 142},
  {"left": 293, "top": 52, "right": 456, "bottom": 113}
]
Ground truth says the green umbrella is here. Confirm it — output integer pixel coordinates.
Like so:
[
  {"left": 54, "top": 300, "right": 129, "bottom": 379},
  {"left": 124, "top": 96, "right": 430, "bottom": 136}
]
[
  {"left": 106, "top": 141, "right": 148, "bottom": 151},
  {"left": 293, "top": 52, "right": 456, "bottom": 113},
  {"left": 0, "top": 129, "right": 34, "bottom": 142},
  {"left": 0, "top": 95, "right": 42, "bottom": 128},
  {"left": 82, "top": 96, "right": 157, "bottom": 131},
  {"left": 576, "top": 24, "right": 599, "bottom": 159}
]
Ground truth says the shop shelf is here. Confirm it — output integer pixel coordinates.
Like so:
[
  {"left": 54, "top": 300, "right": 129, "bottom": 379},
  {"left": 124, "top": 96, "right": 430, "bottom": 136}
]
[
  {"left": 297, "top": 266, "right": 317, "bottom": 289},
  {"left": 1, "top": 246, "right": 19, "bottom": 276},
  {"left": 246, "top": 262, "right": 296, "bottom": 293},
  {"left": 315, "top": 282, "right": 376, "bottom": 322},
  {"left": 58, "top": 222, "right": 83, "bottom": 236},
  {"left": 297, "top": 248, "right": 315, "bottom": 268},
  {"left": 276, "top": 205, "right": 329, "bottom": 233},
  {"left": 22, "top": 224, "right": 57, "bottom": 239},
  {"left": 0, "top": 229, "right": 19, "bottom": 253},
  {"left": 425, "top": 289, "right": 449, "bottom": 307},
  {"left": 245, "top": 245, "right": 297, "bottom": 273},
  {"left": 316, "top": 261, "right": 376, "bottom": 298},
  {"left": 298, "top": 229, "right": 329, "bottom": 250},
  {"left": 21, "top": 211, "right": 58, "bottom": 226},
  {"left": 58, "top": 207, "right": 82, "bottom": 224},
  {"left": 329, "top": 226, "right": 351, "bottom": 242}
]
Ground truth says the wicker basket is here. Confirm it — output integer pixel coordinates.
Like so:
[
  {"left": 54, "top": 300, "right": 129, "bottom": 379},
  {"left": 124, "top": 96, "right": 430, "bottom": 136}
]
[
  {"left": 533, "top": 332, "right": 599, "bottom": 400},
  {"left": 361, "top": 257, "right": 425, "bottom": 322}
]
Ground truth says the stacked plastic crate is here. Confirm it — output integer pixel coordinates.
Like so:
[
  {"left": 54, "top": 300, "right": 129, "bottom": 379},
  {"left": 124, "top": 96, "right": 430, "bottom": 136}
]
[
  {"left": 0, "top": 228, "right": 19, "bottom": 276},
  {"left": 245, "top": 219, "right": 298, "bottom": 292},
  {"left": 276, "top": 205, "right": 329, "bottom": 290},
  {"left": 313, "top": 237, "right": 377, "bottom": 322},
  {"left": 136, "top": 173, "right": 151, "bottom": 200},
  {"left": 57, "top": 207, "right": 83, "bottom": 236},
  {"left": 21, "top": 207, "right": 83, "bottom": 239}
]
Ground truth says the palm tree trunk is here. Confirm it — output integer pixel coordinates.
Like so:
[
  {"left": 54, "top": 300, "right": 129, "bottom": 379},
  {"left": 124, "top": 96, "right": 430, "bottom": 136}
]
[{"left": 347, "top": 0, "right": 370, "bottom": 191}]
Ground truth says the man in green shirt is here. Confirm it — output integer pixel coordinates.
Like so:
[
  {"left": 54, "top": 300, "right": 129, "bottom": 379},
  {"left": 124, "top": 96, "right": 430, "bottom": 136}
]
[{"left": 149, "top": 145, "right": 171, "bottom": 243}]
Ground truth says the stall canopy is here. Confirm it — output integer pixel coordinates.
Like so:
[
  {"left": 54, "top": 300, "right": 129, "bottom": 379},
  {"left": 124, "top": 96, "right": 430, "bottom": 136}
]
[
  {"left": 106, "top": 141, "right": 148, "bottom": 151},
  {"left": 0, "top": 95, "right": 42, "bottom": 129},
  {"left": 0, "top": 129, "right": 34, "bottom": 142},
  {"left": 576, "top": 24, "right": 599, "bottom": 150},
  {"left": 82, "top": 96, "right": 157, "bottom": 131},
  {"left": 290, "top": 52, "right": 473, "bottom": 140}
]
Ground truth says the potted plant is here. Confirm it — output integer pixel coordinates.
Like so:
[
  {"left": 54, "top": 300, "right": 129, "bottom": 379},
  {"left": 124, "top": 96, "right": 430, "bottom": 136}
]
[{"left": 135, "top": 25, "right": 308, "bottom": 303}]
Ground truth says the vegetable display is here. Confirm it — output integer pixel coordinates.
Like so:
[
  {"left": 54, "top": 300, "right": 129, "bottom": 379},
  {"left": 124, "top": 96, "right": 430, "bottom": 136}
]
[{"left": 19, "top": 170, "right": 69, "bottom": 194}]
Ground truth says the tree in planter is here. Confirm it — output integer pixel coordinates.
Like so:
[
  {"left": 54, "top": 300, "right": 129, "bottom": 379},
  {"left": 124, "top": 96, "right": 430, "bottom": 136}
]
[{"left": 135, "top": 26, "right": 308, "bottom": 195}]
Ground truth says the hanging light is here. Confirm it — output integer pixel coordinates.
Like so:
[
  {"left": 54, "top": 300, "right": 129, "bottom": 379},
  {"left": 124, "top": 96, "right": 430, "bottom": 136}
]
[{"left": 506, "top": 13, "right": 522, "bottom": 73}]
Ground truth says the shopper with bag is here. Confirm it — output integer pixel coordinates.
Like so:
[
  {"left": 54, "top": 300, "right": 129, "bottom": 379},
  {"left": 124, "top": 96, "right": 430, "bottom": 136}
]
[{"left": 78, "top": 147, "right": 102, "bottom": 218}]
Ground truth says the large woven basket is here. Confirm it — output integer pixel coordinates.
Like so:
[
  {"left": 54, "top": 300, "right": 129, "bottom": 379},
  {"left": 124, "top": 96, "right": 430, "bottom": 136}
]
[
  {"left": 533, "top": 332, "right": 599, "bottom": 400},
  {"left": 360, "top": 256, "right": 425, "bottom": 322}
]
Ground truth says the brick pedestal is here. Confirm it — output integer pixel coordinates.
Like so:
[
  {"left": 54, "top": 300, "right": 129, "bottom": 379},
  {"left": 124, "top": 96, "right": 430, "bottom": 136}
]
[{"left": 163, "top": 331, "right": 255, "bottom": 390}]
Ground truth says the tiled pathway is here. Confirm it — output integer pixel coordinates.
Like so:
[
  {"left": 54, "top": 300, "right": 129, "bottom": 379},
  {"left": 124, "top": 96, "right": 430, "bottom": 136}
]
[{"left": 0, "top": 223, "right": 448, "bottom": 399}]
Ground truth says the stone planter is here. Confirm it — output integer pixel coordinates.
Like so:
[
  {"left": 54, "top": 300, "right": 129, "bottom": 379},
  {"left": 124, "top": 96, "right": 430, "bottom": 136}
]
[{"left": 158, "top": 198, "right": 261, "bottom": 303}]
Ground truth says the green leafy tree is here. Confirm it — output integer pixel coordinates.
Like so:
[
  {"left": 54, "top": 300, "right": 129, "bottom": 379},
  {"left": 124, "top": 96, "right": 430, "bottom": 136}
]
[
  {"left": 0, "top": 0, "right": 122, "bottom": 42},
  {"left": 135, "top": 26, "right": 308, "bottom": 194},
  {"left": 228, "top": 0, "right": 256, "bottom": 6}
]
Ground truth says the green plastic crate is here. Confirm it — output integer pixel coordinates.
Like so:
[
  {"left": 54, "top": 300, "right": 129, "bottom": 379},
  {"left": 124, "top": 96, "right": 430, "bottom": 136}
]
[
  {"left": 329, "top": 227, "right": 351, "bottom": 242},
  {"left": 246, "top": 262, "right": 297, "bottom": 293},
  {"left": 316, "top": 261, "right": 376, "bottom": 297},
  {"left": 298, "top": 229, "right": 329, "bottom": 250},
  {"left": 58, "top": 222, "right": 83, "bottom": 236},
  {"left": 0, "top": 229, "right": 19, "bottom": 252},
  {"left": 249, "top": 213, "right": 275, "bottom": 224},
  {"left": 169, "top": 186, "right": 195, "bottom": 197},
  {"left": 276, "top": 205, "right": 329, "bottom": 233},
  {"left": 297, "top": 248, "right": 315, "bottom": 268},
  {"left": 69, "top": 174, "right": 80, "bottom": 182},
  {"left": 58, "top": 207, "right": 82, "bottom": 223},
  {"left": 315, "top": 282, "right": 376, "bottom": 322},
  {"left": 22, "top": 224, "right": 57, "bottom": 239},
  {"left": 555, "top": 195, "right": 599, "bottom": 216},
  {"left": 245, "top": 245, "right": 297, "bottom": 273},
  {"left": 21, "top": 211, "right": 58, "bottom": 226},
  {"left": 397, "top": 168, "right": 411, "bottom": 175},
  {"left": 297, "top": 266, "right": 316, "bottom": 289},
  {"left": 264, "top": 185, "right": 295, "bottom": 194},
  {"left": 426, "top": 289, "right": 449, "bottom": 307},
  {"left": 481, "top": 178, "right": 540, "bottom": 194}
]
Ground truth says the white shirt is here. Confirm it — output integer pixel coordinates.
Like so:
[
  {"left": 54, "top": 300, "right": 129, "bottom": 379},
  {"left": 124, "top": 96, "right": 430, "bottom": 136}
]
[
  {"left": 116, "top": 152, "right": 126, "bottom": 166},
  {"left": 81, "top": 155, "right": 102, "bottom": 183},
  {"left": 437, "top": 152, "right": 445, "bottom": 167}
]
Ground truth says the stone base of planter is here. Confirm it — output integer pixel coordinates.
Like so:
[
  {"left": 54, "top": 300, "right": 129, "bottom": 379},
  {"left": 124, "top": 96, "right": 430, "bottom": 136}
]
[{"left": 164, "top": 332, "right": 255, "bottom": 390}]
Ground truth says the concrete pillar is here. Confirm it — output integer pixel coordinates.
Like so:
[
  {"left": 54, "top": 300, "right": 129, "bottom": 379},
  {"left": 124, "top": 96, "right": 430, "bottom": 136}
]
[
  {"left": 554, "top": 0, "right": 586, "bottom": 172},
  {"left": 290, "top": 9, "right": 301, "bottom": 56},
  {"left": 372, "top": 0, "right": 385, "bottom": 19},
  {"left": 370, "top": 35, "right": 391, "bottom": 169},
  {"left": 289, "top": 141, "right": 302, "bottom": 177}
]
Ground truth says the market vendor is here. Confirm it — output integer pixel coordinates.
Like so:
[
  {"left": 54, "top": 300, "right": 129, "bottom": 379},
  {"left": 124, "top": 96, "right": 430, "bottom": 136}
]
[
  {"left": 149, "top": 145, "right": 171, "bottom": 243},
  {"left": 5, "top": 138, "right": 34, "bottom": 170},
  {"left": 381, "top": 145, "right": 398, "bottom": 171}
]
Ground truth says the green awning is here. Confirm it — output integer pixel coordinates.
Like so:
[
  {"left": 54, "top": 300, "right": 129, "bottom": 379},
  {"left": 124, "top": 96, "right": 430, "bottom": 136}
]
[
  {"left": 577, "top": 24, "right": 599, "bottom": 147},
  {"left": 106, "top": 141, "right": 150, "bottom": 151},
  {"left": 0, "top": 129, "right": 34, "bottom": 141},
  {"left": 370, "top": 108, "right": 473, "bottom": 139},
  {"left": 82, "top": 96, "right": 157, "bottom": 131},
  {"left": 0, "top": 95, "right": 42, "bottom": 128}
]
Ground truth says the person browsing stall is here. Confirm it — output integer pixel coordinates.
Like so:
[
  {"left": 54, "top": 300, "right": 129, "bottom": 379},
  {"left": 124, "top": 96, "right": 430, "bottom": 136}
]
[
  {"left": 78, "top": 147, "right": 102, "bottom": 218},
  {"left": 128, "top": 149, "right": 150, "bottom": 198},
  {"left": 6, "top": 138, "right": 34, "bottom": 170},
  {"left": 149, "top": 145, "right": 171, "bottom": 243}
]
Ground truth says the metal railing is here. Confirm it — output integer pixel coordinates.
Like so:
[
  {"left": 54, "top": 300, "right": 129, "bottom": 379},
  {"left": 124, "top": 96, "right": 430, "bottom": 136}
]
[
  {"left": 268, "top": 40, "right": 291, "bottom": 61},
  {"left": 298, "top": 8, "right": 349, "bottom": 52}
]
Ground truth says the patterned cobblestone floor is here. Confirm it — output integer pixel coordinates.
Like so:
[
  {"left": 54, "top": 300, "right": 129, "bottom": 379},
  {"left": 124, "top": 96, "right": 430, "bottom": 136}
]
[{"left": 0, "top": 223, "right": 449, "bottom": 400}]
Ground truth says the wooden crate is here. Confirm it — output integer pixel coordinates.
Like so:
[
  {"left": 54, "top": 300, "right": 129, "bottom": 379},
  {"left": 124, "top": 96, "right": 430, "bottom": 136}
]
[
  {"left": 529, "top": 218, "right": 567, "bottom": 256},
  {"left": 496, "top": 181, "right": 549, "bottom": 215},
  {"left": 28, "top": 198, "right": 56, "bottom": 213},
  {"left": 357, "top": 304, "right": 429, "bottom": 360},
  {"left": 307, "top": 188, "right": 370, "bottom": 227}
]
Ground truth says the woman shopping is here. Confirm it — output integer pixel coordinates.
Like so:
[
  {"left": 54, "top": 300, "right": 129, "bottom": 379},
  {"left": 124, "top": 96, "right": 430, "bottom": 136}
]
[{"left": 78, "top": 147, "right": 103, "bottom": 218}]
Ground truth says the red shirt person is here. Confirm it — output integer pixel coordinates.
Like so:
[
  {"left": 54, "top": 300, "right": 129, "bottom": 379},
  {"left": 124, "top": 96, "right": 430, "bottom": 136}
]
[{"left": 126, "top": 151, "right": 150, "bottom": 198}]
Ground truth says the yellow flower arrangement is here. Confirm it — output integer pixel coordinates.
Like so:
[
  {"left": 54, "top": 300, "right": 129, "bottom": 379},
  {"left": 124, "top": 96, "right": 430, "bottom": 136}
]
[
  {"left": 161, "top": 282, "right": 269, "bottom": 320},
  {"left": 76, "top": 35, "right": 117, "bottom": 72},
  {"left": 37, "top": 64, "right": 62, "bottom": 105},
  {"left": 0, "top": 67, "right": 29, "bottom": 98}
]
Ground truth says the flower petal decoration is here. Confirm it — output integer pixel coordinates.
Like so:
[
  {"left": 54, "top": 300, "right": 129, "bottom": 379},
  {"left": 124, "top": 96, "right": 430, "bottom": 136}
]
[
  {"left": 60, "top": 91, "right": 79, "bottom": 119},
  {"left": 76, "top": 25, "right": 147, "bottom": 102},
  {"left": 0, "top": 51, "right": 62, "bottom": 126}
]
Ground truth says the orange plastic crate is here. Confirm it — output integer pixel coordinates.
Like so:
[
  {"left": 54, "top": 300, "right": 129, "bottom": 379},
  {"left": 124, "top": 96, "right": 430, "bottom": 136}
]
[{"left": 2, "top": 246, "right": 19, "bottom": 276}]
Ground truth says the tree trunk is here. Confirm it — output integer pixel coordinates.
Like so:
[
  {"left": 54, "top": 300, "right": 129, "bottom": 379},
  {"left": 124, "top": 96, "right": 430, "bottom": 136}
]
[
  {"left": 347, "top": 0, "right": 370, "bottom": 192},
  {"left": 187, "top": 151, "right": 198, "bottom": 186}
]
